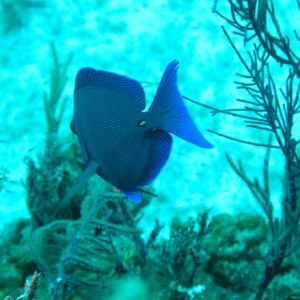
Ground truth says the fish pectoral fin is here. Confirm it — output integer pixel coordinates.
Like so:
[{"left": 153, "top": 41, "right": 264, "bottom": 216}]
[
  {"left": 122, "top": 189, "right": 141, "bottom": 204},
  {"left": 140, "top": 129, "right": 172, "bottom": 186},
  {"left": 58, "top": 160, "right": 100, "bottom": 212}
]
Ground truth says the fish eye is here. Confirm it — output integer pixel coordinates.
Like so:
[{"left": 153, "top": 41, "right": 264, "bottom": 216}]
[{"left": 137, "top": 120, "right": 147, "bottom": 127}]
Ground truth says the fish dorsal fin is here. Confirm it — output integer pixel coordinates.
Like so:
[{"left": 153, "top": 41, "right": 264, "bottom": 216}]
[
  {"left": 140, "top": 130, "right": 172, "bottom": 186},
  {"left": 148, "top": 60, "right": 213, "bottom": 148},
  {"left": 58, "top": 160, "right": 99, "bottom": 212},
  {"left": 75, "top": 67, "right": 146, "bottom": 111}
]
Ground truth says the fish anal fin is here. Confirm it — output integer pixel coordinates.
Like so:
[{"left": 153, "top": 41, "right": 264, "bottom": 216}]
[{"left": 122, "top": 189, "right": 141, "bottom": 203}]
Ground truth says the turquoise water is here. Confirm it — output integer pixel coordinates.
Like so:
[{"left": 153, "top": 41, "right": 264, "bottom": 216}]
[
  {"left": 0, "top": 0, "right": 235, "bottom": 228},
  {"left": 0, "top": 0, "right": 265, "bottom": 228},
  {"left": 0, "top": 1, "right": 299, "bottom": 299}
]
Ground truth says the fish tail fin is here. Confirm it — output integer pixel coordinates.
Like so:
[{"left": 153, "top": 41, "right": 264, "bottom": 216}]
[
  {"left": 148, "top": 60, "right": 213, "bottom": 148},
  {"left": 57, "top": 161, "right": 99, "bottom": 213}
]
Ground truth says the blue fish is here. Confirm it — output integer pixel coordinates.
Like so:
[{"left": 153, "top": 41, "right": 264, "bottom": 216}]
[{"left": 62, "top": 60, "right": 213, "bottom": 206}]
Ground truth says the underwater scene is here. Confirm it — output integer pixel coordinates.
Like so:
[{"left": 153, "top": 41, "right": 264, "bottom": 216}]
[{"left": 1, "top": 0, "right": 300, "bottom": 299}]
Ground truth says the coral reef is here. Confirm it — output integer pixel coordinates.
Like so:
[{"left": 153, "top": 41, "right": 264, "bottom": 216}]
[
  {"left": 2, "top": 200, "right": 300, "bottom": 299},
  {"left": 204, "top": 214, "right": 268, "bottom": 296},
  {"left": 0, "top": 219, "right": 36, "bottom": 299}
]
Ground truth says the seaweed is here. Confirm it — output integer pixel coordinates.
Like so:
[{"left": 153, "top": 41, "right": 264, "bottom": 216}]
[
  {"left": 43, "top": 43, "right": 74, "bottom": 135},
  {"left": 25, "top": 136, "right": 83, "bottom": 229},
  {"left": 25, "top": 43, "right": 78, "bottom": 229}
]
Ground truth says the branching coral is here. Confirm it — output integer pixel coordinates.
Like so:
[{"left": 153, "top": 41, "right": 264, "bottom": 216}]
[{"left": 196, "top": 1, "right": 300, "bottom": 299}]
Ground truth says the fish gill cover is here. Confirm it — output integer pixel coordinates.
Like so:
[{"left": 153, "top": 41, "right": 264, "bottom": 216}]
[{"left": 0, "top": 1, "right": 300, "bottom": 300}]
